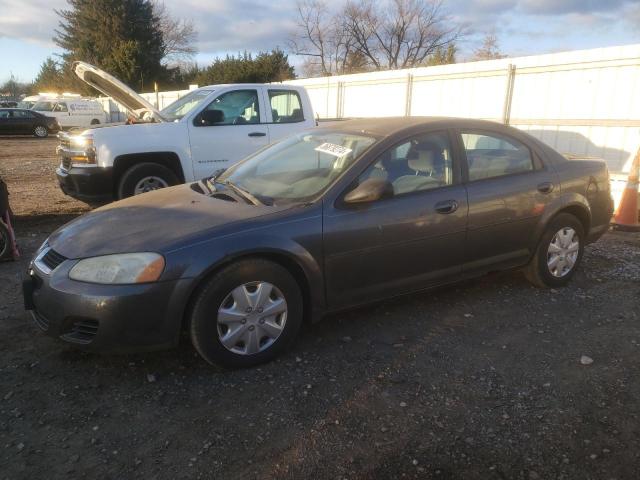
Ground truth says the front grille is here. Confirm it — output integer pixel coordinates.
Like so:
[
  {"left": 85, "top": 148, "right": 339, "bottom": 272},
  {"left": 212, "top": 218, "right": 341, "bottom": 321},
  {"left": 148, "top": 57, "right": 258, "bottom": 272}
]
[
  {"left": 40, "top": 249, "right": 67, "bottom": 272},
  {"left": 62, "top": 157, "right": 71, "bottom": 170},
  {"left": 61, "top": 319, "right": 99, "bottom": 344}
]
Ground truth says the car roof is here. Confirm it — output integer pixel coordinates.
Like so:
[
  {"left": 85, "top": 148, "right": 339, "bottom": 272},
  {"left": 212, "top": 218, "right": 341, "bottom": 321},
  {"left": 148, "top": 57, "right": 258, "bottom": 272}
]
[{"left": 317, "top": 117, "right": 514, "bottom": 138}]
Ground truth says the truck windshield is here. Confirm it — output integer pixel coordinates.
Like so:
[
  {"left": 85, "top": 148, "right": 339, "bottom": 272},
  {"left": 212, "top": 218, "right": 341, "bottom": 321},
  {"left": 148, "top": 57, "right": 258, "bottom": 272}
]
[
  {"left": 216, "top": 131, "right": 378, "bottom": 205},
  {"left": 160, "top": 90, "right": 212, "bottom": 121}
]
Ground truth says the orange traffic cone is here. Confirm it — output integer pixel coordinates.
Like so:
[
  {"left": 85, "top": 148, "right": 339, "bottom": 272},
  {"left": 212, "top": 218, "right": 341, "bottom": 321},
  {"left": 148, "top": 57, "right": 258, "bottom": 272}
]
[{"left": 612, "top": 146, "right": 640, "bottom": 231}]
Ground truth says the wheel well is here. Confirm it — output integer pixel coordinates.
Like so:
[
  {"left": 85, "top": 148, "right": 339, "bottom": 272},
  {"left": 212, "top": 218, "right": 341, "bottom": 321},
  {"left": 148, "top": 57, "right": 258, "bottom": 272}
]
[
  {"left": 557, "top": 205, "right": 591, "bottom": 234},
  {"left": 180, "top": 252, "right": 313, "bottom": 334},
  {"left": 113, "top": 152, "right": 185, "bottom": 193}
]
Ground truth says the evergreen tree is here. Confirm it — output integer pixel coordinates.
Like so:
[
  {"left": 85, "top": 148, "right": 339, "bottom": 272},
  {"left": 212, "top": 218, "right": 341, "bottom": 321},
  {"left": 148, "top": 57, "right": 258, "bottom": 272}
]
[
  {"left": 196, "top": 50, "right": 296, "bottom": 85},
  {"left": 54, "top": 0, "right": 167, "bottom": 91},
  {"left": 32, "top": 57, "right": 64, "bottom": 92}
]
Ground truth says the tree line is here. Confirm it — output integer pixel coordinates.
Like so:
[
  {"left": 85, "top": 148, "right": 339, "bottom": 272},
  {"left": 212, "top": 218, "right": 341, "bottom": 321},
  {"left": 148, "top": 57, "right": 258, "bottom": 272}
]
[{"left": 3, "top": 0, "right": 505, "bottom": 98}]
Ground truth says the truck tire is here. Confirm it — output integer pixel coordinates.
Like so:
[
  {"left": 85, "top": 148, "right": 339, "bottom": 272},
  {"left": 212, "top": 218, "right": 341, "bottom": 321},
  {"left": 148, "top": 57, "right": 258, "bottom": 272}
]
[
  {"left": 90, "top": 119, "right": 100, "bottom": 125},
  {"left": 117, "top": 162, "right": 180, "bottom": 199}
]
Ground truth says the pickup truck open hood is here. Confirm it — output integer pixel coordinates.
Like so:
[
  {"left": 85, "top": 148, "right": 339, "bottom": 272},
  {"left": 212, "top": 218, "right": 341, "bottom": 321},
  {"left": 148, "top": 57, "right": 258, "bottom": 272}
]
[{"left": 73, "top": 61, "right": 166, "bottom": 123}]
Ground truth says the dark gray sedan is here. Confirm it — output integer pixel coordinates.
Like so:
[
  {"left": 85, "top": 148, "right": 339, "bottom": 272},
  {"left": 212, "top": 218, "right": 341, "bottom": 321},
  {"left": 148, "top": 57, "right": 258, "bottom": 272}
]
[{"left": 24, "top": 118, "right": 613, "bottom": 367}]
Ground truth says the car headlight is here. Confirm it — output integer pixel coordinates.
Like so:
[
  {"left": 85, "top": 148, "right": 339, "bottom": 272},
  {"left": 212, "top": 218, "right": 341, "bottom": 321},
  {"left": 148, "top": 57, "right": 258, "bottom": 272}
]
[{"left": 69, "top": 253, "right": 165, "bottom": 284}]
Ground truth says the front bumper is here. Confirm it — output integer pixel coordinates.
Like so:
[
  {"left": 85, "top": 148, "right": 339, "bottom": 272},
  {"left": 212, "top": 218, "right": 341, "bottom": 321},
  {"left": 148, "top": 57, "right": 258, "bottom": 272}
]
[
  {"left": 56, "top": 166, "right": 113, "bottom": 203},
  {"left": 23, "top": 257, "right": 193, "bottom": 353}
]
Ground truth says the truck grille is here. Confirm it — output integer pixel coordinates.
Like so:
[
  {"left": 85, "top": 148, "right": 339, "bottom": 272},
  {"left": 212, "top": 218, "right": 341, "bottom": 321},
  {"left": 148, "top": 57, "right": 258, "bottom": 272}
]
[{"left": 62, "top": 157, "right": 71, "bottom": 170}]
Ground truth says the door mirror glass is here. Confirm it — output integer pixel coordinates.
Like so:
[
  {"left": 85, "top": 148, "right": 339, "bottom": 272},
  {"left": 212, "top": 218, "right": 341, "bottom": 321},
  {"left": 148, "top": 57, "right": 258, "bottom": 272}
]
[
  {"left": 195, "top": 109, "right": 225, "bottom": 126},
  {"left": 344, "top": 178, "right": 394, "bottom": 204}
]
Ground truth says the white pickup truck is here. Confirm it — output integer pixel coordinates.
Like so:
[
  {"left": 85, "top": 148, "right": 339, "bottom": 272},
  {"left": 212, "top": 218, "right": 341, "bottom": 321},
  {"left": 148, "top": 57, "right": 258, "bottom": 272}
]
[{"left": 56, "top": 62, "right": 316, "bottom": 202}]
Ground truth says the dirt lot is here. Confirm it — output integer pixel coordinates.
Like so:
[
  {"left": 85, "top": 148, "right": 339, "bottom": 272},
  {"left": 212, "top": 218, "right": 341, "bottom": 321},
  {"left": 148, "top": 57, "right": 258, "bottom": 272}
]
[{"left": 1, "top": 137, "right": 640, "bottom": 479}]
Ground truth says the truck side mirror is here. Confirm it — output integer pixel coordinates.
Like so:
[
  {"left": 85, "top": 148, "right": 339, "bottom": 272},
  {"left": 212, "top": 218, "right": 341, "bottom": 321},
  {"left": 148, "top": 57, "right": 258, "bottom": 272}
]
[
  {"left": 343, "top": 178, "right": 394, "bottom": 204},
  {"left": 195, "top": 109, "right": 225, "bottom": 126}
]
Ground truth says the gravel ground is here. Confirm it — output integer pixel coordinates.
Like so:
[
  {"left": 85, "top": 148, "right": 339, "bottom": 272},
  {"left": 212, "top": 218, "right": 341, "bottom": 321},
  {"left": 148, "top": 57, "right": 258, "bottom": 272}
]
[{"left": 1, "top": 137, "right": 640, "bottom": 479}]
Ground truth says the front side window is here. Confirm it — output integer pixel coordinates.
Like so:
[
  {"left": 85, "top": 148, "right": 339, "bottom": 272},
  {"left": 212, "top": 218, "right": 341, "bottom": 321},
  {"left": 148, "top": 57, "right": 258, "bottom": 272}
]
[
  {"left": 203, "top": 90, "right": 260, "bottom": 125},
  {"left": 269, "top": 90, "right": 303, "bottom": 123},
  {"left": 217, "top": 131, "right": 377, "bottom": 204},
  {"left": 462, "top": 132, "right": 533, "bottom": 181},
  {"left": 33, "top": 101, "right": 54, "bottom": 112},
  {"left": 357, "top": 131, "right": 454, "bottom": 196},
  {"left": 0, "top": 110, "right": 9, "bottom": 118}
]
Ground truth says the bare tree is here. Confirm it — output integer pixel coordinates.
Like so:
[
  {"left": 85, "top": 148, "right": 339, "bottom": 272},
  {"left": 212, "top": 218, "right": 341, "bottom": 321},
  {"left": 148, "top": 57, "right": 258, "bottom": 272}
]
[
  {"left": 288, "top": 0, "right": 359, "bottom": 76},
  {"left": 153, "top": 1, "right": 198, "bottom": 66},
  {"left": 472, "top": 31, "right": 506, "bottom": 61},
  {"left": 345, "top": 0, "right": 462, "bottom": 70}
]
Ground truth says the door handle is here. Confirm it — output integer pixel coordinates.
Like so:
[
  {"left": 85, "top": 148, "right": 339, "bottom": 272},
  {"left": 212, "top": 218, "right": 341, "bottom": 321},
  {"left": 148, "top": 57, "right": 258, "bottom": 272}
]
[
  {"left": 248, "top": 132, "right": 266, "bottom": 137},
  {"left": 435, "top": 199, "right": 459, "bottom": 214},
  {"left": 537, "top": 182, "right": 554, "bottom": 194}
]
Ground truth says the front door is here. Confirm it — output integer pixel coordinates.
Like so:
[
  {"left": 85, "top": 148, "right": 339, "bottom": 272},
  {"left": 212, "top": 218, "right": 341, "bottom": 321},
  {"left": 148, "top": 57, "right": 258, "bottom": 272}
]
[
  {"left": 188, "top": 89, "right": 270, "bottom": 180},
  {"left": 458, "top": 129, "right": 559, "bottom": 273},
  {"left": 0, "top": 110, "right": 10, "bottom": 134},
  {"left": 323, "top": 130, "right": 468, "bottom": 308}
]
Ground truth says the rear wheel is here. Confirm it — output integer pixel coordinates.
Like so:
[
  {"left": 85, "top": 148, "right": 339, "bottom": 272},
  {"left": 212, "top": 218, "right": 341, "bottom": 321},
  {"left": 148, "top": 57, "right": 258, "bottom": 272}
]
[
  {"left": 33, "top": 125, "right": 48, "bottom": 138},
  {"left": 117, "top": 162, "right": 179, "bottom": 199},
  {"left": 190, "top": 259, "right": 304, "bottom": 368},
  {"left": 524, "top": 213, "right": 585, "bottom": 288}
]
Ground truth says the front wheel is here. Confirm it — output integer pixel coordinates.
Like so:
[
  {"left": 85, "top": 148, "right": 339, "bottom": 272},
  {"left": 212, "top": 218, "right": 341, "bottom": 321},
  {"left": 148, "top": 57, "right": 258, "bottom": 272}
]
[
  {"left": 524, "top": 213, "right": 585, "bottom": 288},
  {"left": 33, "top": 125, "right": 48, "bottom": 138},
  {"left": 189, "top": 259, "right": 304, "bottom": 368},
  {"left": 117, "top": 162, "right": 180, "bottom": 199}
]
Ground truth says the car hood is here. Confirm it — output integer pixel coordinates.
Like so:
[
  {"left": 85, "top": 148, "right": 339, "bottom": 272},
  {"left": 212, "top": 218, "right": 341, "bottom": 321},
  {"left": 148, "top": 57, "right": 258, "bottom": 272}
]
[
  {"left": 73, "top": 61, "right": 166, "bottom": 123},
  {"left": 48, "top": 184, "right": 291, "bottom": 259}
]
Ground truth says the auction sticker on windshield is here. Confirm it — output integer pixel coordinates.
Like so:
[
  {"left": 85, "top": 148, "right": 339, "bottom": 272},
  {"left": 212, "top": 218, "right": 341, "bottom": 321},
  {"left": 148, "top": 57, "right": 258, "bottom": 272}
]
[{"left": 315, "top": 143, "right": 353, "bottom": 157}]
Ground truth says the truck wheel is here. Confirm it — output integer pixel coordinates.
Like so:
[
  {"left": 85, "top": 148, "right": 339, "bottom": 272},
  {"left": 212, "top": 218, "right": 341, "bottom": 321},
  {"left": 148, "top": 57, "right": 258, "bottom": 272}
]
[
  {"left": 117, "top": 162, "right": 180, "bottom": 199},
  {"left": 33, "top": 125, "right": 48, "bottom": 138},
  {"left": 90, "top": 119, "right": 100, "bottom": 125},
  {"left": 190, "top": 259, "right": 304, "bottom": 368},
  {"left": 524, "top": 213, "right": 585, "bottom": 288}
]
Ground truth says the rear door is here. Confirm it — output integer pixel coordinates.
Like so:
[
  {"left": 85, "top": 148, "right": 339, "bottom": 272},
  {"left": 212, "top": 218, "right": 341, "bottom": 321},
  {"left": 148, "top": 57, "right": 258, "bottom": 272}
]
[
  {"left": 10, "top": 110, "right": 35, "bottom": 134},
  {"left": 189, "top": 88, "right": 270, "bottom": 180},
  {"left": 263, "top": 88, "right": 310, "bottom": 142},
  {"left": 323, "top": 130, "right": 468, "bottom": 308},
  {"left": 457, "top": 129, "right": 559, "bottom": 273},
  {"left": 0, "top": 110, "right": 10, "bottom": 134}
]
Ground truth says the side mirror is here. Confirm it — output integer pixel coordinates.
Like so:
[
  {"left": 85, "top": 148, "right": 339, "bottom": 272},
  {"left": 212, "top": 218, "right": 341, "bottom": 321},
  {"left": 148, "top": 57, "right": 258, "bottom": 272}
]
[
  {"left": 195, "top": 109, "right": 225, "bottom": 126},
  {"left": 343, "top": 178, "right": 393, "bottom": 204}
]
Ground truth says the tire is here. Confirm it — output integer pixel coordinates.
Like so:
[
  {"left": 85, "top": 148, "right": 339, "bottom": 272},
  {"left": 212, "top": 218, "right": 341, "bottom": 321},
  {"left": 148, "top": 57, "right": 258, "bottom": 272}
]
[
  {"left": 117, "top": 162, "right": 180, "bottom": 199},
  {"left": 190, "top": 259, "right": 304, "bottom": 368},
  {"left": 524, "top": 213, "right": 585, "bottom": 288},
  {"left": 0, "top": 221, "right": 11, "bottom": 261},
  {"left": 33, "top": 125, "right": 48, "bottom": 138},
  {"left": 90, "top": 119, "right": 100, "bottom": 125}
]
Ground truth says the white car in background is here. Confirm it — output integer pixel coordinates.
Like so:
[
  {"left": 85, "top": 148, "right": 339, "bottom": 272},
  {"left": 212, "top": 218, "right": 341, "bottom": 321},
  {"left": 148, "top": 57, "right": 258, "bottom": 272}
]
[
  {"left": 32, "top": 98, "right": 107, "bottom": 128},
  {"left": 56, "top": 62, "right": 317, "bottom": 202}
]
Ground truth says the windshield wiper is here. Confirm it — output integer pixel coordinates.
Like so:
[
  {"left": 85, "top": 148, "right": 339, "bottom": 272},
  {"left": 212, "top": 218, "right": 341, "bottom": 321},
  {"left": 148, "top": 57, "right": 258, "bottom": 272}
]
[{"left": 224, "top": 180, "right": 263, "bottom": 206}]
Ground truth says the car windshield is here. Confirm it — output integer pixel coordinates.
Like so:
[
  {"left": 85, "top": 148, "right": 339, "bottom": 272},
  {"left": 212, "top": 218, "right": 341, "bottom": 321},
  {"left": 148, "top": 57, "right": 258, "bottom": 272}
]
[
  {"left": 160, "top": 90, "right": 212, "bottom": 121},
  {"left": 216, "top": 131, "right": 377, "bottom": 205},
  {"left": 32, "top": 101, "right": 54, "bottom": 111}
]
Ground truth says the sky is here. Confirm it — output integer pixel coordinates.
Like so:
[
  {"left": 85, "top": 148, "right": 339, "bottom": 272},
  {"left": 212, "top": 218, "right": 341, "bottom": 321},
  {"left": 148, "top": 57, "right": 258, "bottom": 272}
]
[{"left": 1, "top": 0, "right": 639, "bottom": 84}]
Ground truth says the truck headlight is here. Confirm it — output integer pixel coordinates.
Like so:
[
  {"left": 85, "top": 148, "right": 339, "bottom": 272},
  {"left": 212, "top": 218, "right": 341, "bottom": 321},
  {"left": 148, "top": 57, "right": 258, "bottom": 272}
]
[
  {"left": 69, "top": 253, "right": 165, "bottom": 284},
  {"left": 69, "top": 135, "right": 96, "bottom": 165}
]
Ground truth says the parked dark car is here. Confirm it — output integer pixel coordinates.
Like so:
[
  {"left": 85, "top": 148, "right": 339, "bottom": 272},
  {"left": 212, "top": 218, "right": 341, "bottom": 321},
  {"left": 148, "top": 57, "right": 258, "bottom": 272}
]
[
  {"left": 0, "top": 101, "right": 18, "bottom": 108},
  {"left": 0, "top": 108, "right": 60, "bottom": 137},
  {"left": 23, "top": 118, "right": 613, "bottom": 367}
]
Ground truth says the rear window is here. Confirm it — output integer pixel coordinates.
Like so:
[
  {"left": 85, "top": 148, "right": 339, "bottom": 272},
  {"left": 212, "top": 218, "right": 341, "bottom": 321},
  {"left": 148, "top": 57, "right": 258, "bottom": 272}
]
[{"left": 269, "top": 90, "right": 304, "bottom": 123}]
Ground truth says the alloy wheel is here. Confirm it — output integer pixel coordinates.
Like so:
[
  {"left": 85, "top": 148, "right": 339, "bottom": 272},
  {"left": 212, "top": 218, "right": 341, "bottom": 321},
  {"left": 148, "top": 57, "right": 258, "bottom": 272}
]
[{"left": 133, "top": 176, "right": 169, "bottom": 195}]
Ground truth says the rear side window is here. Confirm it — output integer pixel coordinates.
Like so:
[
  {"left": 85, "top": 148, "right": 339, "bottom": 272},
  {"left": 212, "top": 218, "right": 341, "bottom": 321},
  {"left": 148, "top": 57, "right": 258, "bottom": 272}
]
[
  {"left": 11, "top": 110, "right": 33, "bottom": 118},
  {"left": 0, "top": 110, "right": 9, "bottom": 118},
  {"left": 269, "top": 90, "right": 304, "bottom": 123},
  {"left": 461, "top": 132, "right": 533, "bottom": 181}
]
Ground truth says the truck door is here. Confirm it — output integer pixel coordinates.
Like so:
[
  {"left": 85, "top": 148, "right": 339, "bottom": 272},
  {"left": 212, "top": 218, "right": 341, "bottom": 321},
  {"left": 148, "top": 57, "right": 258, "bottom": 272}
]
[{"left": 188, "top": 89, "right": 270, "bottom": 180}]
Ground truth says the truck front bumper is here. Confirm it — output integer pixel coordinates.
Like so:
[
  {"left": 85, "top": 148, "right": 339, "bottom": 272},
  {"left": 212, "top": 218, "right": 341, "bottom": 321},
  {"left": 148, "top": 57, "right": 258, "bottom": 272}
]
[{"left": 56, "top": 166, "right": 113, "bottom": 203}]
